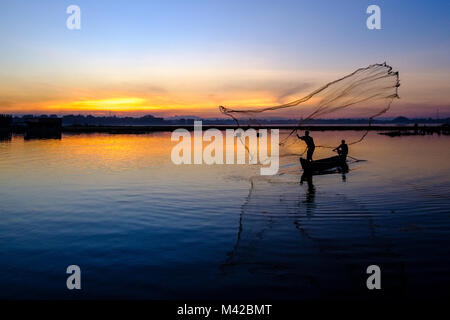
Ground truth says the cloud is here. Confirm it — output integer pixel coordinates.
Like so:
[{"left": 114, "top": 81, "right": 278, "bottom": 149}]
[
  {"left": 99, "top": 82, "right": 168, "bottom": 95},
  {"left": 276, "top": 82, "right": 313, "bottom": 103},
  {"left": 220, "top": 79, "right": 313, "bottom": 95}
]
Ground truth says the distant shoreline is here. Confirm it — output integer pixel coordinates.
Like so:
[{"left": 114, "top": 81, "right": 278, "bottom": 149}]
[{"left": 59, "top": 124, "right": 447, "bottom": 133}]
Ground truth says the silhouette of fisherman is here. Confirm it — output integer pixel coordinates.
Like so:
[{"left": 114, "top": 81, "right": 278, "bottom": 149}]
[
  {"left": 297, "top": 130, "right": 315, "bottom": 161},
  {"left": 333, "top": 139, "right": 348, "bottom": 159}
]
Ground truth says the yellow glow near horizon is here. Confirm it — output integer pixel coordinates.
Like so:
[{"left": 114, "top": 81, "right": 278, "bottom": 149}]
[
  {"left": 40, "top": 92, "right": 283, "bottom": 115},
  {"left": 48, "top": 97, "right": 158, "bottom": 112},
  {"left": 74, "top": 98, "right": 147, "bottom": 107},
  {"left": 5, "top": 83, "right": 444, "bottom": 118}
]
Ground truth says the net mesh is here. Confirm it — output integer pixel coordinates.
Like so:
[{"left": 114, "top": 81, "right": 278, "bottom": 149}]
[{"left": 219, "top": 62, "right": 400, "bottom": 157}]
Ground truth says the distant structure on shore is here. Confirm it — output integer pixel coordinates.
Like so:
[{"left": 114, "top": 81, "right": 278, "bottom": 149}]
[
  {"left": 0, "top": 114, "right": 12, "bottom": 131},
  {"left": 25, "top": 117, "right": 62, "bottom": 140},
  {"left": 0, "top": 114, "right": 13, "bottom": 140}
]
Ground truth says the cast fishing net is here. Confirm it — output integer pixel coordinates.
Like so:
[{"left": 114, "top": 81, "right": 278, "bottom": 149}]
[
  {"left": 219, "top": 64, "right": 401, "bottom": 279},
  {"left": 219, "top": 62, "right": 400, "bottom": 158}
]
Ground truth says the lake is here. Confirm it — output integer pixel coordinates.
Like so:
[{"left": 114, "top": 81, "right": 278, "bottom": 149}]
[{"left": 0, "top": 131, "right": 449, "bottom": 299}]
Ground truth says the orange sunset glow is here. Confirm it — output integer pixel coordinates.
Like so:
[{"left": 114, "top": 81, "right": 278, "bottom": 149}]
[{"left": 0, "top": 1, "right": 448, "bottom": 118}]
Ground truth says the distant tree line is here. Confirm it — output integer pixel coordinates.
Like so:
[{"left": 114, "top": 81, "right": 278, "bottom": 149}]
[{"left": 6, "top": 114, "right": 450, "bottom": 126}]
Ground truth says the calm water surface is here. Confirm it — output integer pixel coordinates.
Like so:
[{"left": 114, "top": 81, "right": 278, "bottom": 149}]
[{"left": 0, "top": 131, "right": 449, "bottom": 299}]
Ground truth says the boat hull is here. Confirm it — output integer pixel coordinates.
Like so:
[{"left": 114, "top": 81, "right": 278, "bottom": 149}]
[{"left": 300, "top": 155, "right": 347, "bottom": 173}]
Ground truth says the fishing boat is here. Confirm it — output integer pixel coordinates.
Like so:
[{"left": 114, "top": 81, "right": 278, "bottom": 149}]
[{"left": 300, "top": 155, "right": 347, "bottom": 173}]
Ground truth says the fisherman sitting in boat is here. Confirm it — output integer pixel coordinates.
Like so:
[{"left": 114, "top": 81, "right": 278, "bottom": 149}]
[
  {"left": 297, "top": 130, "right": 315, "bottom": 161},
  {"left": 333, "top": 140, "right": 348, "bottom": 159}
]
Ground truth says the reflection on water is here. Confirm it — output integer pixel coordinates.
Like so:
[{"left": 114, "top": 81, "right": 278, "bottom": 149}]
[
  {"left": 300, "top": 173, "right": 316, "bottom": 204},
  {"left": 222, "top": 172, "right": 408, "bottom": 299},
  {"left": 24, "top": 132, "right": 61, "bottom": 140},
  {"left": 0, "top": 131, "right": 449, "bottom": 299}
]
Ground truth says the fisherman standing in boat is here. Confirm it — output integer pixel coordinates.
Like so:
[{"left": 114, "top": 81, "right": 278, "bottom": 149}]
[
  {"left": 333, "top": 139, "right": 348, "bottom": 159},
  {"left": 297, "top": 130, "right": 315, "bottom": 161}
]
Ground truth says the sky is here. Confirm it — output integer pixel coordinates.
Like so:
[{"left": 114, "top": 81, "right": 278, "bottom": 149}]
[{"left": 0, "top": 0, "right": 449, "bottom": 118}]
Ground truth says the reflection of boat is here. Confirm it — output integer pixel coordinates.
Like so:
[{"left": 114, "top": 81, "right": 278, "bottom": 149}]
[{"left": 300, "top": 155, "right": 347, "bottom": 173}]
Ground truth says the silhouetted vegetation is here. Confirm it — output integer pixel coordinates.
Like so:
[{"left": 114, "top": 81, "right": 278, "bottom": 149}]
[
  {"left": 9, "top": 114, "right": 450, "bottom": 127},
  {"left": 380, "top": 123, "right": 450, "bottom": 137}
]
